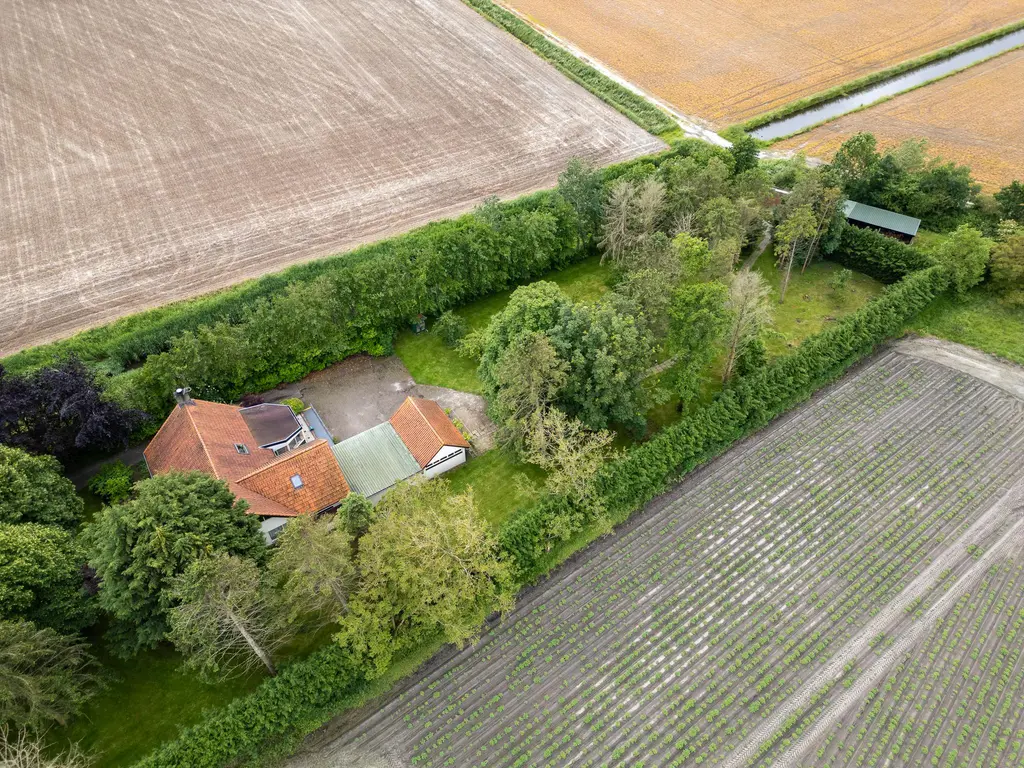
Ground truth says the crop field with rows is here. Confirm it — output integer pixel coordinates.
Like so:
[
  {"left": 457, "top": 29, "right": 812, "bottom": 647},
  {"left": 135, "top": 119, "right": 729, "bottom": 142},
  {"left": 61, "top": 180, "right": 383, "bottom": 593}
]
[
  {"left": 503, "top": 0, "right": 1024, "bottom": 126},
  {"left": 306, "top": 344, "right": 1024, "bottom": 767},
  {"left": 775, "top": 48, "right": 1024, "bottom": 191},
  {"left": 0, "top": 0, "right": 662, "bottom": 358},
  {"left": 794, "top": 550, "right": 1024, "bottom": 768}
]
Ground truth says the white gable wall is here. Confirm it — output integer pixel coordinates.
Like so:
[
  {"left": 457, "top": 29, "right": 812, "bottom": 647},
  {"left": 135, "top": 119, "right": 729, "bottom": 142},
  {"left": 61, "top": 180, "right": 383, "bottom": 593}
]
[{"left": 422, "top": 446, "right": 467, "bottom": 479}]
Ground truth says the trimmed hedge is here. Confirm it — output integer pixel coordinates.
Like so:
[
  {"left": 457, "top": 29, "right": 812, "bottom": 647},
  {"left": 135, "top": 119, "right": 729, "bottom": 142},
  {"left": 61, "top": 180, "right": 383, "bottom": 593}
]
[
  {"left": 461, "top": 0, "right": 676, "bottom": 136},
  {"left": 133, "top": 645, "right": 363, "bottom": 768},
  {"left": 109, "top": 143, "right": 734, "bottom": 416},
  {"left": 827, "top": 224, "right": 934, "bottom": 284},
  {"left": 500, "top": 264, "right": 950, "bottom": 577}
]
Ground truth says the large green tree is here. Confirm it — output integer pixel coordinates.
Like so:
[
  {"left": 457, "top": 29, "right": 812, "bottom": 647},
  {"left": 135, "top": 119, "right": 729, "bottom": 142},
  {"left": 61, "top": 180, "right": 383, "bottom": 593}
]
[
  {"left": 990, "top": 231, "right": 1024, "bottom": 305},
  {"left": 479, "top": 282, "right": 655, "bottom": 434},
  {"left": 268, "top": 514, "right": 357, "bottom": 626},
  {"left": 0, "top": 524, "right": 93, "bottom": 633},
  {"left": 0, "top": 447, "right": 83, "bottom": 530},
  {"left": 0, "top": 620, "right": 99, "bottom": 731},
  {"left": 556, "top": 158, "right": 605, "bottom": 248},
  {"left": 336, "top": 481, "right": 513, "bottom": 677},
  {"left": 995, "top": 181, "right": 1024, "bottom": 223},
  {"left": 84, "top": 472, "right": 265, "bottom": 655},
  {"left": 929, "top": 225, "right": 992, "bottom": 299},
  {"left": 666, "top": 282, "right": 730, "bottom": 402}
]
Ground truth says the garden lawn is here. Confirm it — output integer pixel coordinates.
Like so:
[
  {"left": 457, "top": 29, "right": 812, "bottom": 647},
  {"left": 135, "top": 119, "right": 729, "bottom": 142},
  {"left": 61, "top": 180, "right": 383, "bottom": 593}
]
[
  {"left": 642, "top": 252, "right": 883, "bottom": 438},
  {"left": 445, "top": 449, "right": 547, "bottom": 529},
  {"left": 57, "top": 619, "right": 333, "bottom": 767},
  {"left": 753, "top": 246, "right": 885, "bottom": 356},
  {"left": 908, "top": 290, "right": 1024, "bottom": 366},
  {"left": 395, "top": 256, "right": 614, "bottom": 392}
]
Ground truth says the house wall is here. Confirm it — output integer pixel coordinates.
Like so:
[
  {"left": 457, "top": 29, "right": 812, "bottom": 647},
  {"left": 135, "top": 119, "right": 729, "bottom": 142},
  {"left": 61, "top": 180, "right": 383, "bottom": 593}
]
[
  {"left": 260, "top": 516, "right": 291, "bottom": 545},
  {"left": 422, "top": 446, "right": 467, "bottom": 479}
]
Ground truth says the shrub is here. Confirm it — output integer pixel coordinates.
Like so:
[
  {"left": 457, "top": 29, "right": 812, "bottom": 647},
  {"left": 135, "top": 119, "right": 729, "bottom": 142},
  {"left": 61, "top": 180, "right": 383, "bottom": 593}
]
[
  {"left": 280, "top": 397, "right": 305, "bottom": 414},
  {"left": 827, "top": 224, "right": 933, "bottom": 283},
  {"left": 86, "top": 461, "right": 134, "bottom": 505},
  {"left": 433, "top": 311, "right": 468, "bottom": 348},
  {"left": 829, "top": 268, "right": 853, "bottom": 295}
]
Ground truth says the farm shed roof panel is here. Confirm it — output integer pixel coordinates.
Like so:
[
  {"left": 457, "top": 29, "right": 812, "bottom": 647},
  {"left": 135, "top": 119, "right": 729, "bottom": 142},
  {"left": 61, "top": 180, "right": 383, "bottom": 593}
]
[
  {"left": 332, "top": 423, "right": 421, "bottom": 498},
  {"left": 843, "top": 200, "right": 921, "bottom": 237}
]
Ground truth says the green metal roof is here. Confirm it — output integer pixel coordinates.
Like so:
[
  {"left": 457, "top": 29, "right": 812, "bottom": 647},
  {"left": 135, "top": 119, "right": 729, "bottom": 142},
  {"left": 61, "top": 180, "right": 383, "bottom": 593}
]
[
  {"left": 843, "top": 200, "right": 921, "bottom": 237},
  {"left": 332, "top": 423, "right": 420, "bottom": 498}
]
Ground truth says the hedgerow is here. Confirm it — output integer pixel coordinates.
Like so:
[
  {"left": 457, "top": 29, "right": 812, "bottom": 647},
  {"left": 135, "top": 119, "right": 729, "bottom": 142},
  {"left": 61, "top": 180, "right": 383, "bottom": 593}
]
[
  {"left": 132, "top": 644, "right": 363, "bottom": 768},
  {"left": 826, "top": 224, "right": 934, "bottom": 283},
  {"left": 89, "top": 143, "right": 731, "bottom": 416},
  {"left": 461, "top": 0, "right": 676, "bottom": 136}
]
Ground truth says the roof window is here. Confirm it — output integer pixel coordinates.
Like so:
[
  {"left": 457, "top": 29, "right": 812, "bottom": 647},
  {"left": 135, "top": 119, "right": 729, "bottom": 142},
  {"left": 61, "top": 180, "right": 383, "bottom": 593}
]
[
  {"left": 234, "top": 443, "right": 249, "bottom": 455},
  {"left": 290, "top": 474, "right": 304, "bottom": 489}
]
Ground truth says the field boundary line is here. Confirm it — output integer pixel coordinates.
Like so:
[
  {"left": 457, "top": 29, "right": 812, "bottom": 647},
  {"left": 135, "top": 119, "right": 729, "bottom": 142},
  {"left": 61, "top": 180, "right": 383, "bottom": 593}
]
[
  {"left": 468, "top": 0, "right": 728, "bottom": 145},
  {"left": 734, "top": 18, "right": 1024, "bottom": 138},
  {"left": 720, "top": 474, "right": 1024, "bottom": 768}
]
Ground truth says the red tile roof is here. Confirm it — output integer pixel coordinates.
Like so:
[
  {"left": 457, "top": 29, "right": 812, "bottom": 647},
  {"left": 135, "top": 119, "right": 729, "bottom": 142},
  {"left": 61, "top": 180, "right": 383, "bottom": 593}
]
[
  {"left": 389, "top": 397, "right": 470, "bottom": 468},
  {"left": 237, "top": 441, "right": 350, "bottom": 517},
  {"left": 144, "top": 400, "right": 349, "bottom": 517}
]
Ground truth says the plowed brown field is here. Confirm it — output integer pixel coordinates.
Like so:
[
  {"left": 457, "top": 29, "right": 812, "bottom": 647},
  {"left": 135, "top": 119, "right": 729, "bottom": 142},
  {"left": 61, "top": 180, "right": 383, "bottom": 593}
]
[
  {"left": 775, "top": 49, "right": 1024, "bottom": 191},
  {"left": 0, "top": 0, "right": 663, "bottom": 358},
  {"left": 504, "top": 0, "right": 1024, "bottom": 126}
]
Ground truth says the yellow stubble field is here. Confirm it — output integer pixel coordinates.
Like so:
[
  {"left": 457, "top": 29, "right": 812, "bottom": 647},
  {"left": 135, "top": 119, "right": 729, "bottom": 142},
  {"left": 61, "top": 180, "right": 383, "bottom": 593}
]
[
  {"left": 504, "top": 0, "right": 1024, "bottom": 126},
  {"left": 776, "top": 49, "right": 1024, "bottom": 191}
]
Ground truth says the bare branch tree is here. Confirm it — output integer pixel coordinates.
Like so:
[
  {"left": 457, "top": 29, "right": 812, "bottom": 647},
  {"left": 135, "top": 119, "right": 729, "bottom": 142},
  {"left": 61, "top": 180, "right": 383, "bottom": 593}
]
[
  {"left": 774, "top": 205, "right": 817, "bottom": 303},
  {"left": 168, "top": 553, "right": 291, "bottom": 680},
  {"left": 0, "top": 728, "right": 86, "bottom": 768},
  {"left": 722, "top": 271, "right": 774, "bottom": 382}
]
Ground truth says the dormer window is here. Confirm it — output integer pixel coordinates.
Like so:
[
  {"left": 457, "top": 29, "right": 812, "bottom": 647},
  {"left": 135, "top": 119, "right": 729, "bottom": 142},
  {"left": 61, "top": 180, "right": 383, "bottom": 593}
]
[
  {"left": 290, "top": 474, "right": 304, "bottom": 489},
  {"left": 234, "top": 443, "right": 250, "bottom": 455}
]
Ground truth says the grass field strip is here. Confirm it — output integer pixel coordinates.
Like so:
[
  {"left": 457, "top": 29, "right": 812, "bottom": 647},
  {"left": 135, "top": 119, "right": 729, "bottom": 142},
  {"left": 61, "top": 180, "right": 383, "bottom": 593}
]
[{"left": 332, "top": 350, "right": 1024, "bottom": 767}]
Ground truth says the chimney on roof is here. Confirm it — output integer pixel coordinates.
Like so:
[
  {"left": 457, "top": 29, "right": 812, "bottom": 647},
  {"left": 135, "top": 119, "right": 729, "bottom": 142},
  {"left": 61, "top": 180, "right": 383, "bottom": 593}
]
[{"left": 173, "top": 387, "right": 194, "bottom": 407}]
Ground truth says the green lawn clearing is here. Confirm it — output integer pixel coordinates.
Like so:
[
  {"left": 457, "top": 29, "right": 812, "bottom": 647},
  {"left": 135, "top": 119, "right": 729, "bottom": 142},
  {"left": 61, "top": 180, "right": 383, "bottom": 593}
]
[
  {"left": 752, "top": 246, "right": 885, "bottom": 357},
  {"left": 445, "top": 449, "right": 547, "bottom": 529},
  {"left": 59, "top": 610, "right": 332, "bottom": 767},
  {"left": 395, "top": 256, "right": 615, "bottom": 393},
  {"left": 908, "top": 289, "right": 1024, "bottom": 366}
]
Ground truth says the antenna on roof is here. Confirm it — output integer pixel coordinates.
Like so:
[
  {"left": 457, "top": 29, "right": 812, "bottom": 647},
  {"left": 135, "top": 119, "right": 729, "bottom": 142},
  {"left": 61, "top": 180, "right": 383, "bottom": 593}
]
[{"left": 174, "top": 387, "right": 194, "bottom": 407}]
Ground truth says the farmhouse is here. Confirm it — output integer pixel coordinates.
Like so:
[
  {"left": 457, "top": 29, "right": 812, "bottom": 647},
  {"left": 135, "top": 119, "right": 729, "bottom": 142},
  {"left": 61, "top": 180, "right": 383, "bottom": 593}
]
[
  {"left": 842, "top": 200, "right": 921, "bottom": 243},
  {"left": 332, "top": 397, "right": 471, "bottom": 503},
  {"left": 144, "top": 390, "right": 470, "bottom": 541}
]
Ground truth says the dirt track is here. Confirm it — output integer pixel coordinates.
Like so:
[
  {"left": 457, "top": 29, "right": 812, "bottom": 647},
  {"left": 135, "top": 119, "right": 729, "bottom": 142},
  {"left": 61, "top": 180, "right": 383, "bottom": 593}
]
[
  {"left": 504, "top": 0, "right": 1024, "bottom": 126},
  {"left": 0, "top": 0, "right": 663, "bottom": 358}
]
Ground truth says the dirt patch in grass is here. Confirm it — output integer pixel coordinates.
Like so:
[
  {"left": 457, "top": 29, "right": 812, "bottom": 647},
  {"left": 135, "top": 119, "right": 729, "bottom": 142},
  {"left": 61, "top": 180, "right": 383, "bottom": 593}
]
[
  {"left": 503, "top": 0, "right": 1024, "bottom": 127},
  {"left": 0, "top": 0, "right": 662, "bottom": 357},
  {"left": 774, "top": 49, "right": 1024, "bottom": 191}
]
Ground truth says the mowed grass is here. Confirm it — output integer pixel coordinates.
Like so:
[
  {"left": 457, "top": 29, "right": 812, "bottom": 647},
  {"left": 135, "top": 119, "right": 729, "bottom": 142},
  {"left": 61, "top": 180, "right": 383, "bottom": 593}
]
[
  {"left": 908, "top": 290, "right": 1024, "bottom": 365},
  {"left": 395, "top": 256, "right": 614, "bottom": 393},
  {"left": 59, "top": 624, "right": 333, "bottom": 768},
  {"left": 752, "top": 246, "right": 885, "bottom": 356},
  {"left": 445, "top": 449, "right": 547, "bottom": 529},
  {"left": 643, "top": 251, "right": 884, "bottom": 437}
]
